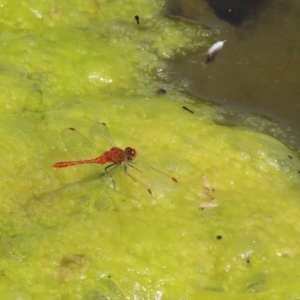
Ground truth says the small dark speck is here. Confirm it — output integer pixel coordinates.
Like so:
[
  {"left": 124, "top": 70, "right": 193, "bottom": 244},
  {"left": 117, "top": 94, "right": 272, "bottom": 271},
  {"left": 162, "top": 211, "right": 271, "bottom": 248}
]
[
  {"left": 216, "top": 235, "right": 222, "bottom": 240},
  {"left": 182, "top": 106, "right": 194, "bottom": 114},
  {"left": 246, "top": 257, "right": 251, "bottom": 264},
  {"left": 288, "top": 155, "right": 293, "bottom": 159},
  {"left": 135, "top": 15, "right": 140, "bottom": 25},
  {"left": 108, "top": 275, "right": 111, "bottom": 278},
  {"left": 156, "top": 88, "right": 166, "bottom": 95}
]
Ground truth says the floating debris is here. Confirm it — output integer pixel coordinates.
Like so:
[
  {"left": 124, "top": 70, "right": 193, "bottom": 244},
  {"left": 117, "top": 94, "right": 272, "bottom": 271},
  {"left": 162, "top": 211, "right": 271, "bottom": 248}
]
[
  {"left": 199, "top": 174, "right": 215, "bottom": 199},
  {"left": 203, "top": 40, "right": 226, "bottom": 65},
  {"left": 182, "top": 106, "right": 194, "bottom": 114},
  {"left": 199, "top": 175, "right": 216, "bottom": 209},
  {"left": 135, "top": 15, "right": 140, "bottom": 25},
  {"left": 199, "top": 201, "right": 218, "bottom": 209},
  {"left": 156, "top": 88, "right": 167, "bottom": 95}
]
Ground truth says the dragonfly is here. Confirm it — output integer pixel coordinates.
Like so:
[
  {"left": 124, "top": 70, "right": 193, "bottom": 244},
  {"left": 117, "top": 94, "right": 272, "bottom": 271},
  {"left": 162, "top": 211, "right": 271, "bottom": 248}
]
[{"left": 52, "top": 122, "right": 178, "bottom": 195}]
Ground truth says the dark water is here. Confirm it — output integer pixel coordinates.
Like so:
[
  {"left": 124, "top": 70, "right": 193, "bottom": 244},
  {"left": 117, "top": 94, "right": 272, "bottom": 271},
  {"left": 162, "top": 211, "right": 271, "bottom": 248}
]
[{"left": 165, "top": 0, "right": 300, "bottom": 150}]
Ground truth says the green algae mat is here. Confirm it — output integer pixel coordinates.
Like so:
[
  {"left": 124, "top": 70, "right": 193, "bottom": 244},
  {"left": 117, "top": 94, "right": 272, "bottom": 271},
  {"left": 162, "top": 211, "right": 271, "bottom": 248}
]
[{"left": 1, "top": 0, "right": 300, "bottom": 299}]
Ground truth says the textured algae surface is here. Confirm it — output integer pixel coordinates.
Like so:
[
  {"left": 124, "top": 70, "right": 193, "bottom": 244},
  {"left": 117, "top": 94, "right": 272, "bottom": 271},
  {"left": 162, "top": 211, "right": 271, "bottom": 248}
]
[{"left": 0, "top": 0, "right": 300, "bottom": 299}]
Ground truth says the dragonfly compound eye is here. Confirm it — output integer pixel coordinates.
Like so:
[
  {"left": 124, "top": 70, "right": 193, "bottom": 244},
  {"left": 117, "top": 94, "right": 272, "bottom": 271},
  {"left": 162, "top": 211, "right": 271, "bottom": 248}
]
[{"left": 125, "top": 147, "right": 137, "bottom": 160}]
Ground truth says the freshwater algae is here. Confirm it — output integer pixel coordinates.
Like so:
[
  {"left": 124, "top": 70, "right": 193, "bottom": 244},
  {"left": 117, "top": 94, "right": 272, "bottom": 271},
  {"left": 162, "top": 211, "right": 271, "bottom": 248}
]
[{"left": 0, "top": 0, "right": 300, "bottom": 299}]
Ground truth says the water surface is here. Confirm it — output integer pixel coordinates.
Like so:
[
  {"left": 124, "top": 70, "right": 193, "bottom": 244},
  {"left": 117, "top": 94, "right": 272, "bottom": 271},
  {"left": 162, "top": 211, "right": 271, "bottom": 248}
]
[{"left": 166, "top": 0, "right": 300, "bottom": 149}]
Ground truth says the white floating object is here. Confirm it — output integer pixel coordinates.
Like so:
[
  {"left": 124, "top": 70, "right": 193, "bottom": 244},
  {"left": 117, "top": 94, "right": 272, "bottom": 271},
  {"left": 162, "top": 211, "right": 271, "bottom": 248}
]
[
  {"left": 199, "top": 174, "right": 215, "bottom": 199},
  {"left": 199, "top": 201, "right": 218, "bottom": 209},
  {"left": 204, "top": 40, "right": 226, "bottom": 65},
  {"left": 201, "top": 174, "right": 213, "bottom": 192}
]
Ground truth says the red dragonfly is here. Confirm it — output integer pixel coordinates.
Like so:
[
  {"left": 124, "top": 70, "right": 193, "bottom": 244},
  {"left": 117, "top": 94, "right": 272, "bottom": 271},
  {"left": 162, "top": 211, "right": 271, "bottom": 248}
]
[{"left": 52, "top": 122, "right": 178, "bottom": 195}]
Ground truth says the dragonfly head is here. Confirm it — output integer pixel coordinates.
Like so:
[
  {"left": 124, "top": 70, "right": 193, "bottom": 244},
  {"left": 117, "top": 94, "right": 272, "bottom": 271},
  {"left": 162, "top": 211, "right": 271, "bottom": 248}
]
[{"left": 125, "top": 147, "right": 137, "bottom": 161}]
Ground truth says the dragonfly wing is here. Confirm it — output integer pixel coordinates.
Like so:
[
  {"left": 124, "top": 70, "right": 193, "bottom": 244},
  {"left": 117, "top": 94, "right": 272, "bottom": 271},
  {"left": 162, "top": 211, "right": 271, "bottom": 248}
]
[
  {"left": 125, "top": 160, "right": 178, "bottom": 193},
  {"left": 89, "top": 122, "right": 115, "bottom": 149},
  {"left": 61, "top": 127, "right": 103, "bottom": 159}
]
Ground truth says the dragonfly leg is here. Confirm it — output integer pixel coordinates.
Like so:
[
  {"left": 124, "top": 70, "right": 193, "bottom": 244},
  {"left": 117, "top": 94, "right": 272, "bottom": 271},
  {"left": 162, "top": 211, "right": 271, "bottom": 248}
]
[
  {"left": 126, "top": 162, "right": 142, "bottom": 173},
  {"left": 125, "top": 163, "right": 153, "bottom": 195},
  {"left": 123, "top": 163, "right": 140, "bottom": 182},
  {"left": 102, "top": 163, "right": 120, "bottom": 190}
]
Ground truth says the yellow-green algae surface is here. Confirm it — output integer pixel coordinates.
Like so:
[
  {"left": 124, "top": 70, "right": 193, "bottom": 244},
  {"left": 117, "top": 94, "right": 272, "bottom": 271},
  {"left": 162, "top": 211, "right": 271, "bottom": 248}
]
[{"left": 1, "top": 0, "right": 300, "bottom": 299}]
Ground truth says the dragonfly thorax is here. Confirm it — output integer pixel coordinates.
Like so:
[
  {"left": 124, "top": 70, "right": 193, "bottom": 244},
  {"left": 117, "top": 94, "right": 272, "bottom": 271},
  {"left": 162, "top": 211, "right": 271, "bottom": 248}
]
[{"left": 125, "top": 147, "right": 137, "bottom": 161}]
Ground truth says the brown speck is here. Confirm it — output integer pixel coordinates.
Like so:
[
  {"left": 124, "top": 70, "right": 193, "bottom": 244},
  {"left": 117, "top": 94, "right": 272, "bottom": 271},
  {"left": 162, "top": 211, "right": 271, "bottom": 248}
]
[
  {"left": 288, "top": 155, "right": 293, "bottom": 159},
  {"left": 55, "top": 254, "right": 87, "bottom": 281},
  {"left": 216, "top": 235, "right": 222, "bottom": 240},
  {"left": 246, "top": 257, "right": 251, "bottom": 264},
  {"left": 60, "top": 254, "right": 85, "bottom": 269},
  {"left": 135, "top": 15, "right": 140, "bottom": 25},
  {"left": 156, "top": 88, "right": 167, "bottom": 95}
]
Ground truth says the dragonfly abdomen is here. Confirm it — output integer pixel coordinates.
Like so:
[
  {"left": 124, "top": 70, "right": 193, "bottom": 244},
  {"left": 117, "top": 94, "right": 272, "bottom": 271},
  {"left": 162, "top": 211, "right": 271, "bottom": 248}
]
[{"left": 52, "top": 156, "right": 108, "bottom": 168}]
